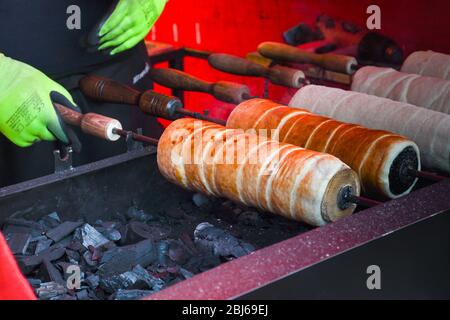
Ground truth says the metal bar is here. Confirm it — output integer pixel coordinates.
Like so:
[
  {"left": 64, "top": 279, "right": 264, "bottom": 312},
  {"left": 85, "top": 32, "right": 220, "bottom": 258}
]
[{"left": 146, "top": 179, "right": 450, "bottom": 300}]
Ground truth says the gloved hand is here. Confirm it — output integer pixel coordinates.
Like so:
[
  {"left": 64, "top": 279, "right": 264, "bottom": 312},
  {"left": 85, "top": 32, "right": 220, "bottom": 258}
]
[
  {"left": 0, "top": 53, "right": 80, "bottom": 149},
  {"left": 97, "top": 0, "right": 167, "bottom": 55}
]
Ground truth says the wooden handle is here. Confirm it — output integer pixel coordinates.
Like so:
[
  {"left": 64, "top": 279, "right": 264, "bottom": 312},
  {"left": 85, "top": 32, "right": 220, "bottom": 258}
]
[
  {"left": 212, "top": 81, "right": 250, "bottom": 104},
  {"left": 54, "top": 103, "right": 83, "bottom": 127},
  {"left": 79, "top": 75, "right": 141, "bottom": 105},
  {"left": 148, "top": 68, "right": 213, "bottom": 93},
  {"left": 267, "top": 65, "right": 306, "bottom": 88},
  {"left": 149, "top": 68, "right": 250, "bottom": 104},
  {"left": 54, "top": 103, "right": 122, "bottom": 142},
  {"left": 246, "top": 52, "right": 273, "bottom": 68},
  {"left": 208, "top": 53, "right": 268, "bottom": 77},
  {"left": 258, "top": 42, "right": 357, "bottom": 74}
]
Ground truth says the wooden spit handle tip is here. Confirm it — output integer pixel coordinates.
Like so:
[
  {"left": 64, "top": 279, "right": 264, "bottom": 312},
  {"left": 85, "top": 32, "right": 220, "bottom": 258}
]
[
  {"left": 208, "top": 53, "right": 268, "bottom": 77},
  {"left": 149, "top": 68, "right": 250, "bottom": 104},
  {"left": 148, "top": 68, "right": 212, "bottom": 93},
  {"left": 258, "top": 41, "right": 357, "bottom": 75},
  {"left": 55, "top": 103, "right": 122, "bottom": 142}
]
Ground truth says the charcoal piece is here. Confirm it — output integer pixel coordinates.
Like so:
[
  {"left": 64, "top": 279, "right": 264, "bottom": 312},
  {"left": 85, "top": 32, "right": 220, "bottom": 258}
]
[
  {"left": 65, "top": 249, "right": 81, "bottom": 263},
  {"left": 126, "top": 206, "right": 154, "bottom": 222},
  {"left": 66, "top": 239, "right": 85, "bottom": 252},
  {"left": 90, "top": 245, "right": 103, "bottom": 260},
  {"left": 168, "top": 241, "right": 188, "bottom": 264},
  {"left": 27, "top": 278, "right": 42, "bottom": 288},
  {"left": 35, "top": 238, "right": 54, "bottom": 255},
  {"left": 110, "top": 289, "right": 154, "bottom": 300},
  {"left": 2, "top": 224, "right": 32, "bottom": 236},
  {"left": 179, "top": 268, "right": 194, "bottom": 279},
  {"left": 75, "top": 224, "right": 110, "bottom": 249},
  {"left": 36, "top": 282, "right": 67, "bottom": 300},
  {"left": 99, "top": 228, "right": 122, "bottom": 242},
  {"left": 192, "top": 193, "right": 213, "bottom": 208},
  {"left": 76, "top": 289, "right": 90, "bottom": 300},
  {"left": 238, "top": 211, "right": 265, "bottom": 227},
  {"left": 18, "top": 243, "right": 66, "bottom": 274},
  {"left": 38, "top": 212, "right": 61, "bottom": 230},
  {"left": 56, "top": 262, "right": 78, "bottom": 278},
  {"left": 50, "top": 294, "right": 77, "bottom": 301},
  {"left": 6, "top": 232, "right": 31, "bottom": 255},
  {"left": 83, "top": 250, "right": 99, "bottom": 267},
  {"left": 5, "top": 218, "right": 44, "bottom": 232},
  {"left": 194, "top": 222, "right": 255, "bottom": 258},
  {"left": 97, "top": 221, "right": 122, "bottom": 230},
  {"left": 156, "top": 241, "right": 170, "bottom": 266},
  {"left": 132, "top": 265, "right": 164, "bottom": 291},
  {"left": 99, "top": 265, "right": 163, "bottom": 294},
  {"left": 165, "top": 207, "right": 185, "bottom": 219},
  {"left": 46, "top": 221, "right": 83, "bottom": 243},
  {"left": 121, "top": 221, "right": 170, "bottom": 245},
  {"left": 38, "top": 260, "right": 65, "bottom": 285},
  {"left": 98, "top": 239, "right": 156, "bottom": 277},
  {"left": 179, "top": 233, "right": 198, "bottom": 255},
  {"left": 85, "top": 274, "right": 100, "bottom": 289}
]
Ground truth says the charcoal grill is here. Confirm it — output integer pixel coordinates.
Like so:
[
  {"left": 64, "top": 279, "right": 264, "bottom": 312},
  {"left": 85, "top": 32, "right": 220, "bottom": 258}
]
[
  {"left": 0, "top": 43, "right": 449, "bottom": 300},
  {"left": 1, "top": 142, "right": 449, "bottom": 299}
]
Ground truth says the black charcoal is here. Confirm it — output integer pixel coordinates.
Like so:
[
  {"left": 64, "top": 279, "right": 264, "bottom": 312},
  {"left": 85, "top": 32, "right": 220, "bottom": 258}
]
[
  {"left": 38, "top": 212, "right": 61, "bottom": 230},
  {"left": 126, "top": 206, "right": 154, "bottom": 222},
  {"left": 27, "top": 278, "right": 42, "bottom": 288},
  {"left": 179, "top": 268, "right": 194, "bottom": 279},
  {"left": 75, "top": 224, "right": 110, "bottom": 249},
  {"left": 100, "top": 228, "right": 122, "bottom": 242},
  {"left": 192, "top": 193, "right": 212, "bottom": 208},
  {"left": 110, "top": 289, "right": 154, "bottom": 300},
  {"left": 98, "top": 239, "right": 156, "bottom": 277},
  {"left": 35, "top": 282, "right": 66, "bottom": 300},
  {"left": 35, "top": 238, "right": 54, "bottom": 255},
  {"left": 83, "top": 250, "right": 99, "bottom": 267},
  {"left": 194, "top": 222, "right": 255, "bottom": 258},
  {"left": 100, "top": 265, "right": 163, "bottom": 293},
  {"left": 17, "top": 243, "right": 66, "bottom": 274},
  {"left": 121, "top": 221, "right": 170, "bottom": 245},
  {"left": 6, "top": 232, "right": 31, "bottom": 255},
  {"left": 85, "top": 274, "right": 100, "bottom": 289},
  {"left": 76, "top": 289, "right": 90, "bottom": 300},
  {"left": 38, "top": 260, "right": 65, "bottom": 285},
  {"left": 46, "top": 221, "right": 83, "bottom": 242}
]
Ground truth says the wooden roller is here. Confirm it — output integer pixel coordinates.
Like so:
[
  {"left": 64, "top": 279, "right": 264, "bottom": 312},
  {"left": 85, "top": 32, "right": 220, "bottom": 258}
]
[
  {"left": 80, "top": 75, "right": 225, "bottom": 124},
  {"left": 258, "top": 42, "right": 358, "bottom": 75},
  {"left": 157, "top": 118, "right": 360, "bottom": 226},
  {"left": 352, "top": 66, "right": 450, "bottom": 114},
  {"left": 54, "top": 104, "right": 122, "bottom": 141},
  {"left": 246, "top": 51, "right": 352, "bottom": 85},
  {"left": 289, "top": 85, "right": 450, "bottom": 173},
  {"left": 208, "top": 53, "right": 306, "bottom": 88},
  {"left": 401, "top": 51, "right": 450, "bottom": 81},
  {"left": 148, "top": 68, "right": 250, "bottom": 104},
  {"left": 227, "top": 99, "right": 420, "bottom": 199}
]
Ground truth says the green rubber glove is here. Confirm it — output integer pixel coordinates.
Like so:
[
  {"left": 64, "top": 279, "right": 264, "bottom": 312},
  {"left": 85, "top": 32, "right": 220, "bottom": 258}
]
[
  {"left": 0, "top": 53, "right": 80, "bottom": 148},
  {"left": 98, "top": 0, "right": 167, "bottom": 55}
]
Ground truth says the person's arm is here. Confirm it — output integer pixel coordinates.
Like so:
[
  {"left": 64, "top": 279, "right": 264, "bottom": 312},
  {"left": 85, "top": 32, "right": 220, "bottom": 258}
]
[
  {"left": 0, "top": 53, "right": 80, "bottom": 148},
  {"left": 96, "top": 0, "right": 168, "bottom": 55}
]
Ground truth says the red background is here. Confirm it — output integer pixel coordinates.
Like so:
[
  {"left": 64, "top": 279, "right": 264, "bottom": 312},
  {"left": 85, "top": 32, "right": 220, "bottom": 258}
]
[{"left": 148, "top": 0, "right": 450, "bottom": 120}]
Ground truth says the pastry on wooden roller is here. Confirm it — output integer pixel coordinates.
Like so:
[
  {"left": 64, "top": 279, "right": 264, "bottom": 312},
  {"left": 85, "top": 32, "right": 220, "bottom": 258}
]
[
  {"left": 351, "top": 66, "right": 450, "bottom": 114},
  {"left": 289, "top": 85, "right": 450, "bottom": 173},
  {"left": 401, "top": 51, "right": 450, "bottom": 81},
  {"left": 227, "top": 99, "right": 420, "bottom": 199},
  {"left": 157, "top": 118, "right": 360, "bottom": 226}
]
